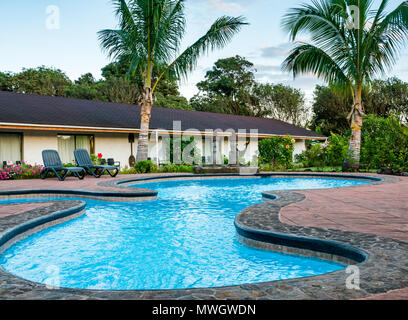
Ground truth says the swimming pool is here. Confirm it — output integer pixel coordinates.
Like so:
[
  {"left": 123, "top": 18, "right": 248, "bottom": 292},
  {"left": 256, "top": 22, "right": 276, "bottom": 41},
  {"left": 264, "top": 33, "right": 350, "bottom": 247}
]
[{"left": 0, "top": 177, "right": 370, "bottom": 290}]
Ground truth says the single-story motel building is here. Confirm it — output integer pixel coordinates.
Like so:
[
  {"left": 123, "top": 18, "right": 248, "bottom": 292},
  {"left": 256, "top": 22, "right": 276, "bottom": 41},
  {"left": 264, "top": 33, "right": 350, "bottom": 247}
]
[{"left": 0, "top": 91, "right": 326, "bottom": 167}]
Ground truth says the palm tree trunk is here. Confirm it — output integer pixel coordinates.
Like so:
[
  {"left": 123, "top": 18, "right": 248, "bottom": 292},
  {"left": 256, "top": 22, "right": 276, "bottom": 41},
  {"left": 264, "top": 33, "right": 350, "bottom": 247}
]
[
  {"left": 136, "top": 87, "right": 153, "bottom": 162},
  {"left": 343, "top": 89, "right": 364, "bottom": 171}
]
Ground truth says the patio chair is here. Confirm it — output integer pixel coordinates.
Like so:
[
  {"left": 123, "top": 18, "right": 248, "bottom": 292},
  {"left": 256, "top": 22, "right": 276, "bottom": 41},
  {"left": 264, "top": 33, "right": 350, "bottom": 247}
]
[
  {"left": 41, "top": 150, "right": 86, "bottom": 181},
  {"left": 74, "top": 149, "right": 119, "bottom": 178}
]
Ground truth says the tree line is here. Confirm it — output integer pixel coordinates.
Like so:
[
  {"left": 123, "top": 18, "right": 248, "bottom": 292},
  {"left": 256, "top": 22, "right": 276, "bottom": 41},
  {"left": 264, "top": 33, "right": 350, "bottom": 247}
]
[
  {"left": 0, "top": 55, "right": 309, "bottom": 126},
  {"left": 1, "top": 54, "right": 407, "bottom": 137}
]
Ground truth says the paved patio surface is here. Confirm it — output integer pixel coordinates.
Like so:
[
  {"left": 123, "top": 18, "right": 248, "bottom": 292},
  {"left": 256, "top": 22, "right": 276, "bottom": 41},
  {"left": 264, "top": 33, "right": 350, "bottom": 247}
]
[
  {"left": 278, "top": 174, "right": 408, "bottom": 299},
  {"left": 0, "top": 172, "right": 407, "bottom": 300}
]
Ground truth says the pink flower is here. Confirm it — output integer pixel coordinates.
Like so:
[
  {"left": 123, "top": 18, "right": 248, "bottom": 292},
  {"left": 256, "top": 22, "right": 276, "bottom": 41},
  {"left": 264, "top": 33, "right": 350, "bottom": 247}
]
[{"left": 98, "top": 153, "right": 103, "bottom": 158}]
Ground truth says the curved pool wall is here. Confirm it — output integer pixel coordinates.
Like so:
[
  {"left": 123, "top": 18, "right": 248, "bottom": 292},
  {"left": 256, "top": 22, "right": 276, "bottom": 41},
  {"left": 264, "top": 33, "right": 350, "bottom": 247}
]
[{"left": 3, "top": 178, "right": 372, "bottom": 290}]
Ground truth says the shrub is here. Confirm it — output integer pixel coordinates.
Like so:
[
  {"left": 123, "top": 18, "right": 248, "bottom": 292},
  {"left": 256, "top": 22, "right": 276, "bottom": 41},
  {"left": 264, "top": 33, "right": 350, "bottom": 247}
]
[
  {"left": 134, "top": 160, "right": 158, "bottom": 174},
  {"left": 258, "top": 136, "right": 295, "bottom": 168},
  {"left": 296, "top": 133, "right": 348, "bottom": 168},
  {"left": 360, "top": 115, "right": 408, "bottom": 170},
  {"left": 0, "top": 163, "right": 44, "bottom": 180},
  {"left": 160, "top": 163, "right": 194, "bottom": 173},
  {"left": 325, "top": 133, "right": 349, "bottom": 166},
  {"left": 91, "top": 153, "right": 103, "bottom": 165},
  {"left": 296, "top": 115, "right": 408, "bottom": 171}
]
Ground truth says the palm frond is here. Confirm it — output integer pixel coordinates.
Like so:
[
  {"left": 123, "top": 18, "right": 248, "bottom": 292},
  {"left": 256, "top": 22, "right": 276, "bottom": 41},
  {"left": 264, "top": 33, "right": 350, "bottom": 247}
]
[{"left": 282, "top": 42, "right": 351, "bottom": 91}]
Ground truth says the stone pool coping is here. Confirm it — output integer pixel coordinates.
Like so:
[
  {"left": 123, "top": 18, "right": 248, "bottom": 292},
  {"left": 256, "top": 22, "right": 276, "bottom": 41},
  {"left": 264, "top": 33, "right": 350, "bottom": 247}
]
[{"left": 0, "top": 173, "right": 407, "bottom": 299}]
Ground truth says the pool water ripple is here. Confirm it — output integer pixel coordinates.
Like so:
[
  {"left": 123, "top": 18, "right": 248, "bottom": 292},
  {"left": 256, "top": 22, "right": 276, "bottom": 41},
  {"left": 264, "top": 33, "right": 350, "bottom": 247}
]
[{"left": 0, "top": 177, "right": 370, "bottom": 290}]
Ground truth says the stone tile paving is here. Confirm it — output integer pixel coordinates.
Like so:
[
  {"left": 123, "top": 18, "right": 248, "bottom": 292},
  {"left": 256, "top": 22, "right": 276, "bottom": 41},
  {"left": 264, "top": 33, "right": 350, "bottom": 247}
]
[{"left": 0, "top": 203, "right": 52, "bottom": 219}]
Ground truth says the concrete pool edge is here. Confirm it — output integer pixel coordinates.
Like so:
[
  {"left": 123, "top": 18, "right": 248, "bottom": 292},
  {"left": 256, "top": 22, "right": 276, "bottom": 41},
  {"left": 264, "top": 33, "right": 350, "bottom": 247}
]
[{"left": 0, "top": 173, "right": 407, "bottom": 299}]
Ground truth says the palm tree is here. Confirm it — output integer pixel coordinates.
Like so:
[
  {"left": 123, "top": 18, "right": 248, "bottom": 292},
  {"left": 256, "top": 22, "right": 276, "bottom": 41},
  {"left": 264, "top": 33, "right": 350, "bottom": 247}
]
[
  {"left": 281, "top": 0, "right": 408, "bottom": 170},
  {"left": 99, "top": 0, "right": 247, "bottom": 161}
]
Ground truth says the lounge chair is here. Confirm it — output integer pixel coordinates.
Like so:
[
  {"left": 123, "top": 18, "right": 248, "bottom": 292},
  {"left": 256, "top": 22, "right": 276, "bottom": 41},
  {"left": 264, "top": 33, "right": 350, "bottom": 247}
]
[
  {"left": 74, "top": 149, "right": 119, "bottom": 178},
  {"left": 40, "top": 150, "right": 86, "bottom": 181}
]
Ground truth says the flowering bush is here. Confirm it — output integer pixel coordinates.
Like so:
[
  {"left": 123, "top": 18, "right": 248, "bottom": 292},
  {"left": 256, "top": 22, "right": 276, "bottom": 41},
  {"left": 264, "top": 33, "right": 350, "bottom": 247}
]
[
  {"left": 0, "top": 163, "right": 44, "bottom": 180},
  {"left": 296, "top": 133, "right": 348, "bottom": 168},
  {"left": 91, "top": 153, "right": 103, "bottom": 165},
  {"left": 258, "top": 136, "right": 295, "bottom": 168}
]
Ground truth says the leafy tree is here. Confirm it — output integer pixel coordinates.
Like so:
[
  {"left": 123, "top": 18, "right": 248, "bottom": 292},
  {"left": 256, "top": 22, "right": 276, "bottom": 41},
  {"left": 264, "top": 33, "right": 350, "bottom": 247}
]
[
  {"left": 11, "top": 66, "right": 72, "bottom": 96},
  {"left": 192, "top": 55, "right": 256, "bottom": 115},
  {"left": 365, "top": 77, "right": 408, "bottom": 122},
  {"left": 360, "top": 114, "right": 408, "bottom": 169},
  {"left": 0, "top": 71, "right": 13, "bottom": 91},
  {"left": 258, "top": 136, "right": 295, "bottom": 167},
  {"left": 282, "top": 0, "right": 408, "bottom": 170},
  {"left": 311, "top": 78, "right": 408, "bottom": 135},
  {"left": 99, "top": 0, "right": 247, "bottom": 161},
  {"left": 256, "top": 83, "right": 307, "bottom": 126},
  {"left": 155, "top": 92, "right": 190, "bottom": 109},
  {"left": 192, "top": 56, "right": 308, "bottom": 124},
  {"left": 75, "top": 73, "right": 96, "bottom": 86},
  {"left": 103, "top": 77, "right": 140, "bottom": 104},
  {"left": 65, "top": 73, "right": 106, "bottom": 101},
  {"left": 311, "top": 85, "right": 351, "bottom": 136}
]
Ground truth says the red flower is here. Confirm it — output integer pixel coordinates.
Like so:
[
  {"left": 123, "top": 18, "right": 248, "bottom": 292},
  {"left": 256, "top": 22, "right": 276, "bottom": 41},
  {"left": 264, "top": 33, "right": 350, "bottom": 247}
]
[
  {"left": 98, "top": 153, "right": 103, "bottom": 158},
  {"left": 286, "top": 145, "right": 290, "bottom": 149}
]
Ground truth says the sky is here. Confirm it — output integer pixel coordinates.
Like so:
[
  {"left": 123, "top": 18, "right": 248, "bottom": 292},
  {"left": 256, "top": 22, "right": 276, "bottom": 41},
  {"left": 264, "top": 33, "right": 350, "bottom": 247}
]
[{"left": 1, "top": 0, "right": 407, "bottom": 104}]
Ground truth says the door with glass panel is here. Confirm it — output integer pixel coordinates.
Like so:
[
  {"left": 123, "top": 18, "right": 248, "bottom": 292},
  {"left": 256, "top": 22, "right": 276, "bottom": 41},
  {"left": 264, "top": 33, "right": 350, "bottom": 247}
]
[
  {"left": 57, "top": 135, "right": 94, "bottom": 164},
  {"left": 0, "top": 133, "right": 22, "bottom": 164}
]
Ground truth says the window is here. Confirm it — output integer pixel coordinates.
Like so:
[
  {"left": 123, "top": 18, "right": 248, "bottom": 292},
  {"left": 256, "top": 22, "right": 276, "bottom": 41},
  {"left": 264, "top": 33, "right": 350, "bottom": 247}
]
[
  {"left": 0, "top": 133, "right": 22, "bottom": 164},
  {"left": 57, "top": 135, "right": 94, "bottom": 164}
]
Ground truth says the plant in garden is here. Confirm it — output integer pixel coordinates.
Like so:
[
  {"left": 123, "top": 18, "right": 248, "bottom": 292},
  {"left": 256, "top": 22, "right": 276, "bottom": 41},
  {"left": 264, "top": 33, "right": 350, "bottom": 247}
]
[
  {"left": 91, "top": 153, "right": 103, "bottom": 165},
  {"left": 134, "top": 160, "right": 158, "bottom": 174},
  {"left": 258, "top": 136, "right": 295, "bottom": 169},
  {"left": 0, "top": 163, "right": 44, "bottom": 180},
  {"left": 360, "top": 114, "right": 408, "bottom": 170}
]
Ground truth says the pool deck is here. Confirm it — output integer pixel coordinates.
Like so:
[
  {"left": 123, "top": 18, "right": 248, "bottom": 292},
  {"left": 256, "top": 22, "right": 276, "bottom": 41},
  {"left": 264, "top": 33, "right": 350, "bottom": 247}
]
[{"left": 0, "top": 172, "right": 407, "bottom": 300}]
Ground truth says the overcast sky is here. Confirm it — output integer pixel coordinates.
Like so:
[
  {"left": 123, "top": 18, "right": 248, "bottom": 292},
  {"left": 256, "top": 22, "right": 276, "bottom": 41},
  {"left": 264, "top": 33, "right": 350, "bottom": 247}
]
[{"left": 1, "top": 0, "right": 407, "bottom": 104}]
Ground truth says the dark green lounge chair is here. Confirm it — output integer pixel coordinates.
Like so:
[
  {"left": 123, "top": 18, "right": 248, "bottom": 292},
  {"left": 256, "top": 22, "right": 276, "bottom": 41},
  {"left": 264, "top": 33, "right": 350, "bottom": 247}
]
[
  {"left": 41, "top": 150, "right": 86, "bottom": 181},
  {"left": 74, "top": 149, "right": 119, "bottom": 178}
]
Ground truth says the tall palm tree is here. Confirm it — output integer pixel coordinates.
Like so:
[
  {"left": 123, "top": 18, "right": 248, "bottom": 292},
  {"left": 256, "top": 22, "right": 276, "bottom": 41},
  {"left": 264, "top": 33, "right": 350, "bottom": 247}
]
[
  {"left": 99, "top": 0, "right": 247, "bottom": 161},
  {"left": 281, "top": 0, "right": 408, "bottom": 170}
]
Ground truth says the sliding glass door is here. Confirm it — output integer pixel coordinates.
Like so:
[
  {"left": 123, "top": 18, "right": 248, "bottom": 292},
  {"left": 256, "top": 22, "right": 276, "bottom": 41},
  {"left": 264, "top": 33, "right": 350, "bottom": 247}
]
[
  {"left": 0, "top": 133, "right": 22, "bottom": 164},
  {"left": 57, "top": 135, "right": 94, "bottom": 164}
]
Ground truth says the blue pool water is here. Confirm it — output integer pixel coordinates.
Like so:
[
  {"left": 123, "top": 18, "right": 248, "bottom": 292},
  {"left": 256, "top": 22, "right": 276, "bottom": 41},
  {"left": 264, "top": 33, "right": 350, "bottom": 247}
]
[{"left": 0, "top": 177, "right": 370, "bottom": 290}]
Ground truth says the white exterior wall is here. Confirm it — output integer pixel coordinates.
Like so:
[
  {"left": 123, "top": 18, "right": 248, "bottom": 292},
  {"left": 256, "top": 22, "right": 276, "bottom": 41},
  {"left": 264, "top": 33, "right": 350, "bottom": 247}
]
[
  {"left": 94, "top": 133, "right": 131, "bottom": 168},
  {"left": 18, "top": 130, "right": 308, "bottom": 167},
  {"left": 23, "top": 131, "right": 58, "bottom": 165}
]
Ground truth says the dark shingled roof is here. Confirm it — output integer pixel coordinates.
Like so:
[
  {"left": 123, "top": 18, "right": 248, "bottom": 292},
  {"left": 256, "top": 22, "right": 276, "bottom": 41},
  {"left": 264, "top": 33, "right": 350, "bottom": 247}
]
[{"left": 0, "top": 91, "right": 325, "bottom": 138}]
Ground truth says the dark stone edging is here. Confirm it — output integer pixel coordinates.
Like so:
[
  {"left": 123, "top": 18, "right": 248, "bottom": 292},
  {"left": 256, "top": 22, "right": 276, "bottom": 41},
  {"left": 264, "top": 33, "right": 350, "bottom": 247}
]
[
  {"left": 0, "top": 173, "right": 406, "bottom": 299},
  {"left": 236, "top": 191, "right": 369, "bottom": 264},
  {"left": 99, "top": 172, "right": 386, "bottom": 189},
  {"left": 0, "top": 189, "right": 157, "bottom": 200},
  {"left": 0, "top": 201, "right": 86, "bottom": 251}
]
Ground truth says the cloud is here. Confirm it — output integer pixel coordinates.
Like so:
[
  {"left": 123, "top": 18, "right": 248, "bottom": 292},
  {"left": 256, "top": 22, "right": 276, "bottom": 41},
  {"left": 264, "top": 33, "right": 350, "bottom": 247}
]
[
  {"left": 255, "top": 64, "right": 282, "bottom": 73},
  {"left": 209, "top": 0, "right": 243, "bottom": 13},
  {"left": 260, "top": 42, "right": 293, "bottom": 58}
]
